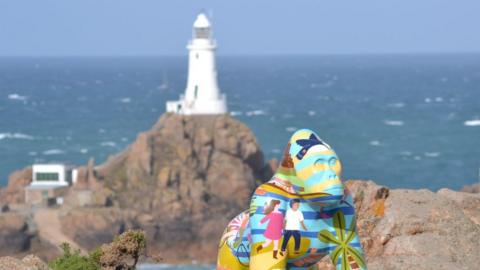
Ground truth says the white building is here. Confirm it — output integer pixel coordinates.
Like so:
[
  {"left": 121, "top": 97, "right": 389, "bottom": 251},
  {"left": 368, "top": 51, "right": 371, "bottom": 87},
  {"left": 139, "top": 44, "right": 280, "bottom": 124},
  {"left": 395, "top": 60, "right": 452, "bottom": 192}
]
[
  {"left": 166, "top": 13, "right": 228, "bottom": 115},
  {"left": 30, "top": 164, "right": 72, "bottom": 187},
  {"left": 25, "top": 164, "right": 77, "bottom": 205}
]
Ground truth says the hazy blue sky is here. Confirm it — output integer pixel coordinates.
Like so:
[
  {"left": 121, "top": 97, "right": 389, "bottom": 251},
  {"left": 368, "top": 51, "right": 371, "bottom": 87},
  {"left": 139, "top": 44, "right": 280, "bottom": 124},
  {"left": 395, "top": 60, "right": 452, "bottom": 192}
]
[{"left": 1, "top": 0, "right": 479, "bottom": 56}]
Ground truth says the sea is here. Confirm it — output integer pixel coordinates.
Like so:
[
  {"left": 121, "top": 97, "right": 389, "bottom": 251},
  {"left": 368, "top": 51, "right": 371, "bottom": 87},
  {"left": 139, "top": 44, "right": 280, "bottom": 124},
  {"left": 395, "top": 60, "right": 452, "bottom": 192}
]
[{"left": 1, "top": 54, "right": 479, "bottom": 193}]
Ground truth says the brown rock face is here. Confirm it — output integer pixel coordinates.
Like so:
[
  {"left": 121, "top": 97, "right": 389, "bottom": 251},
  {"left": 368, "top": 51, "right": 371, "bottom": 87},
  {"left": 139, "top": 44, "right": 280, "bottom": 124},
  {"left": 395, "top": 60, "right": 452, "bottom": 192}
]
[
  {"left": 59, "top": 208, "right": 128, "bottom": 251},
  {"left": 69, "top": 113, "right": 272, "bottom": 262},
  {"left": 0, "top": 167, "right": 32, "bottom": 204},
  {"left": 0, "top": 213, "right": 31, "bottom": 255},
  {"left": 346, "top": 180, "right": 480, "bottom": 270}
]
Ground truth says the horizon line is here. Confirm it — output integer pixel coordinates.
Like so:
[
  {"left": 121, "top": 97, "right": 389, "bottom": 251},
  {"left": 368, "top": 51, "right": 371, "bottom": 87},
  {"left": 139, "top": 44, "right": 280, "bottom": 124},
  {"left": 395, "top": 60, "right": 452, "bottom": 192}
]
[{"left": 1, "top": 51, "right": 480, "bottom": 58}]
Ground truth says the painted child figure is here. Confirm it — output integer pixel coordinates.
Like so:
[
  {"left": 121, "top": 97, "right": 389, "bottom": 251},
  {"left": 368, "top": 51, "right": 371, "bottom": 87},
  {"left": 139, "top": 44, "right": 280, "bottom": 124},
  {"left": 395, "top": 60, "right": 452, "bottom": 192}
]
[
  {"left": 217, "top": 129, "right": 367, "bottom": 270},
  {"left": 281, "top": 199, "right": 307, "bottom": 256},
  {"left": 256, "top": 200, "right": 283, "bottom": 259}
]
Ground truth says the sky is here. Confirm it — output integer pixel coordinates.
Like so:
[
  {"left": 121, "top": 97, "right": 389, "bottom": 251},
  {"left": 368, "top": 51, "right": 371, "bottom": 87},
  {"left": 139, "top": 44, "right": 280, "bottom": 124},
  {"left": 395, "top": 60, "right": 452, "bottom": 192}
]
[{"left": 0, "top": 0, "right": 479, "bottom": 56}]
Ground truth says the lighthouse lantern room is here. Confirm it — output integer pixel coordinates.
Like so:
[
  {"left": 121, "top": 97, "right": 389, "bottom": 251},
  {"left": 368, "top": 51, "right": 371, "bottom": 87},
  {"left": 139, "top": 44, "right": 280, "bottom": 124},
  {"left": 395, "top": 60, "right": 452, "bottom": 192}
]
[{"left": 166, "top": 13, "right": 227, "bottom": 115}]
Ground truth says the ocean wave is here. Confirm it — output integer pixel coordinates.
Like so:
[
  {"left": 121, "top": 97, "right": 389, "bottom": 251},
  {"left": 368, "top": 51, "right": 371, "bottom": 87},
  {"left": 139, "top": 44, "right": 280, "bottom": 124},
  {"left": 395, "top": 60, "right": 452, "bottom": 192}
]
[
  {"left": 230, "top": 111, "right": 243, "bottom": 116},
  {"left": 387, "top": 102, "right": 405, "bottom": 108},
  {"left": 7, "top": 94, "right": 28, "bottom": 101},
  {"left": 383, "top": 120, "right": 404, "bottom": 126},
  {"left": 369, "top": 140, "right": 381, "bottom": 146},
  {"left": 285, "top": 127, "right": 297, "bottom": 132},
  {"left": 245, "top": 110, "right": 266, "bottom": 116},
  {"left": 308, "top": 110, "right": 316, "bottom": 116},
  {"left": 271, "top": 148, "right": 281, "bottom": 154},
  {"left": 424, "top": 152, "right": 440, "bottom": 158},
  {"left": 464, "top": 119, "right": 480, "bottom": 126},
  {"left": 120, "top": 97, "right": 131, "bottom": 103},
  {"left": 101, "top": 141, "right": 117, "bottom": 147},
  {"left": 80, "top": 148, "right": 88, "bottom": 154},
  {"left": 43, "top": 149, "right": 65, "bottom": 155},
  {"left": 0, "top": 133, "right": 34, "bottom": 140}
]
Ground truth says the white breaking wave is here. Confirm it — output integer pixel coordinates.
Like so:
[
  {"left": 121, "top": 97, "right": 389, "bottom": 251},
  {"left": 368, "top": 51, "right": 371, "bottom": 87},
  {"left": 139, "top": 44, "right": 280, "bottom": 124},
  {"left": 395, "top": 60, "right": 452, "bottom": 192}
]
[
  {"left": 101, "top": 141, "right": 117, "bottom": 147},
  {"left": 308, "top": 110, "right": 316, "bottom": 116},
  {"left": 369, "top": 140, "right": 381, "bottom": 146},
  {"left": 285, "top": 127, "right": 297, "bottom": 132},
  {"left": 8, "top": 94, "right": 28, "bottom": 101},
  {"left": 230, "top": 111, "right": 243, "bottom": 116},
  {"left": 464, "top": 119, "right": 480, "bottom": 127},
  {"left": 424, "top": 152, "right": 440, "bottom": 158},
  {"left": 43, "top": 149, "right": 65, "bottom": 155},
  {"left": 120, "top": 97, "right": 131, "bottom": 103},
  {"left": 80, "top": 148, "right": 88, "bottom": 154},
  {"left": 384, "top": 120, "right": 404, "bottom": 126},
  {"left": 245, "top": 110, "right": 266, "bottom": 116},
  {"left": 0, "top": 133, "right": 34, "bottom": 140}
]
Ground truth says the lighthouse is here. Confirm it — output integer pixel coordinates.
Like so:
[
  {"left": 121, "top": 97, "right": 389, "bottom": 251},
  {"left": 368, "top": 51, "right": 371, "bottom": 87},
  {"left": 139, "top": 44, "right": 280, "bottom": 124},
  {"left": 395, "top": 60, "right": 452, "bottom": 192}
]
[{"left": 166, "top": 13, "right": 228, "bottom": 115}]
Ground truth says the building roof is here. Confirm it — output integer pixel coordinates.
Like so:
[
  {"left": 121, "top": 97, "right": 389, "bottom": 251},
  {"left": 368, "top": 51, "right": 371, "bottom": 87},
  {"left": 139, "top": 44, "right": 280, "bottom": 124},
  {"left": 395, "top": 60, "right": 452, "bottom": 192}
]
[{"left": 193, "top": 13, "right": 211, "bottom": 28}]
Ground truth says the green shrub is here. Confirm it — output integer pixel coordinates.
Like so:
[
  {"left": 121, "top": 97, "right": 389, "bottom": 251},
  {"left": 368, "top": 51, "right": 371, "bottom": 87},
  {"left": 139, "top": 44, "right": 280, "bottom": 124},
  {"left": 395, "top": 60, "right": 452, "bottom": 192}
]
[
  {"left": 49, "top": 230, "right": 147, "bottom": 270},
  {"left": 48, "top": 243, "right": 101, "bottom": 270}
]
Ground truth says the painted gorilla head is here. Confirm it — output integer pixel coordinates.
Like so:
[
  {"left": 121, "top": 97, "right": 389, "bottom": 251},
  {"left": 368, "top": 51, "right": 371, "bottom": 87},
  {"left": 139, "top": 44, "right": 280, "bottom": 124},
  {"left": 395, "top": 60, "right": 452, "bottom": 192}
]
[{"left": 278, "top": 129, "right": 344, "bottom": 204}]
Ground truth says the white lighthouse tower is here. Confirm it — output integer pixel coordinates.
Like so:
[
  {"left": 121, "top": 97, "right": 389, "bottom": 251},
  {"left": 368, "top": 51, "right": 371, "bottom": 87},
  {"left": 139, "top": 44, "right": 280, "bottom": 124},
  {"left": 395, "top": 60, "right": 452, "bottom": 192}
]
[{"left": 166, "top": 13, "right": 227, "bottom": 115}]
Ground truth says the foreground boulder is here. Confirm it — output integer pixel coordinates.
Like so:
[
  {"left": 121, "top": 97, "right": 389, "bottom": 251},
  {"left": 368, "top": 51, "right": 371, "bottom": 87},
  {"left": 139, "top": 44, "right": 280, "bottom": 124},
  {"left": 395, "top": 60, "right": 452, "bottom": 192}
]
[{"left": 347, "top": 180, "right": 480, "bottom": 270}]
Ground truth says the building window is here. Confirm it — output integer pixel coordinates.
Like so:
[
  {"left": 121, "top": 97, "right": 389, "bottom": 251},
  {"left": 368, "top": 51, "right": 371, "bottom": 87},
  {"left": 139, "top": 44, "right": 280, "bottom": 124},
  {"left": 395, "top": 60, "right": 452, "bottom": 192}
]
[{"left": 36, "top": 172, "right": 59, "bottom": 181}]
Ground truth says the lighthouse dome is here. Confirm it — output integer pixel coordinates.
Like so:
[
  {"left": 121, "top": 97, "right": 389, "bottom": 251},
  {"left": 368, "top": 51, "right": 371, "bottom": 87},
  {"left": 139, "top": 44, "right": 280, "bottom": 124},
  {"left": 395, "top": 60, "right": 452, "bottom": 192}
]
[{"left": 193, "top": 13, "right": 211, "bottom": 28}]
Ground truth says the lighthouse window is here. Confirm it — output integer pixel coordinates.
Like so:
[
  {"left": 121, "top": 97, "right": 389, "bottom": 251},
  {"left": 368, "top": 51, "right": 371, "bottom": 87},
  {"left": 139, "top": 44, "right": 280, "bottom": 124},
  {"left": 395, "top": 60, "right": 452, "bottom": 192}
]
[
  {"left": 194, "top": 85, "right": 198, "bottom": 99},
  {"left": 196, "top": 53, "right": 199, "bottom": 59},
  {"left": 195, "top": 27, "right": 210, "bottom": 39}
]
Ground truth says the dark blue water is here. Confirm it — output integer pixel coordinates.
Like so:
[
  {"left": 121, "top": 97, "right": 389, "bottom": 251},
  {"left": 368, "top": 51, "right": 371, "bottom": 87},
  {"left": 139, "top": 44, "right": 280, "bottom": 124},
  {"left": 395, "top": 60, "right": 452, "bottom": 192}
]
[{"left": 1, "top": 55, "right": 479, "bottom": 190}]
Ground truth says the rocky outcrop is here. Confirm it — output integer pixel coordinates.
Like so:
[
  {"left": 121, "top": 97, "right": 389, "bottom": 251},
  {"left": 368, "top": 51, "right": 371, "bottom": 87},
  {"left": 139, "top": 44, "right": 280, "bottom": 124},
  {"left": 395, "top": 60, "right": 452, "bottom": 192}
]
[
  {"left": 62, "top": 114, "right": 272, "bottom": 261},
  {"left": 0, "top": 255, "right": 49, "bottom": 270},
  {"left": 0, "top": 167, "right": 32, "bottom": 205},
  {"left": 346, "top": 180, "right": 480, "bottom": 270},
  {"left": 67, "top": 113, "right": 272, "bottom": 262}
]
